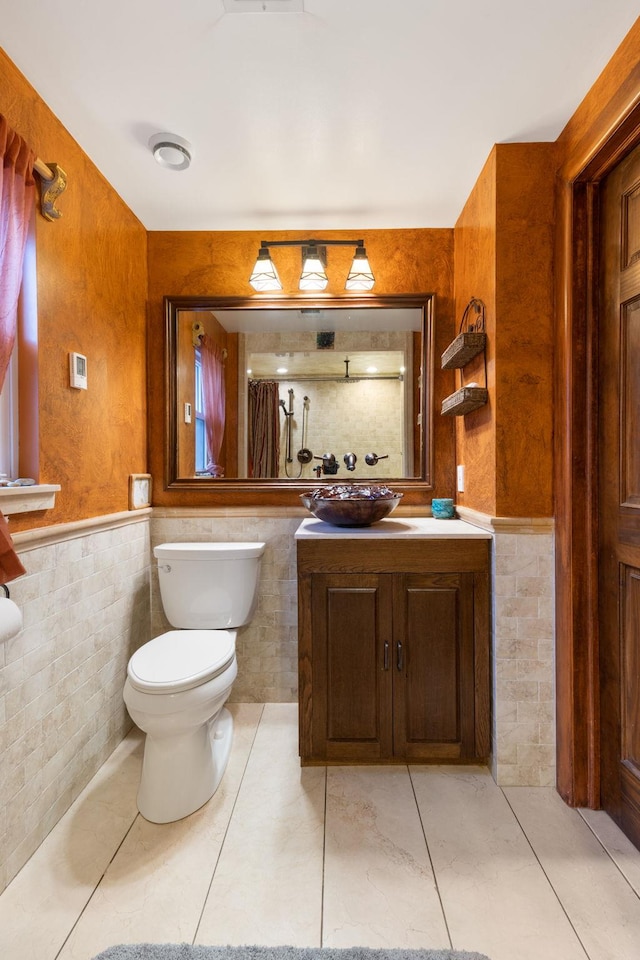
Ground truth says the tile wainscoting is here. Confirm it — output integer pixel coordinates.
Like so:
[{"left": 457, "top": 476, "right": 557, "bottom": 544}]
[
  {"left": 458, "top": 508, "right": 556, "bottom": 787},
  {"left": 151, "top": 511, "right": 302, "bottom": 703},
  {"left": 0, "top": 512, "right": 151, "bottom": 894},
  {"left": 0, "top": 505, "right": 556, "bottom": 895},
  {"left": 154, "top": 508, "right": 556, "bottom": 787}
]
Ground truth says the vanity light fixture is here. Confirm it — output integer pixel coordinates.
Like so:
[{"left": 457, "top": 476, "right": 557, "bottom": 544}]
[
  {"left": 345, "top": 244, "right": 375, "bottom": 291},
  {"left": 149, "top": 133, "right": 192, "bottom": 171},
  {"left": 248, "top": 247, "right": 282, "bottom": 291},
  {"left": 299, "top": 245, "right": 328, "bottom": 291},
  {"left": 248, "top": 239, "right": 375, "bottom": 292}
]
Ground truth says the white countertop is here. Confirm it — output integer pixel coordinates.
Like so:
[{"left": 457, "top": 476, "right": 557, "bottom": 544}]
[{"left": 295, "top": 516, "right": 492, "bottom": 539}]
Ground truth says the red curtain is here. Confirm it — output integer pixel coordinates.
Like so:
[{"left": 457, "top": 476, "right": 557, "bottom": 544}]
[
  {"left": 200, "top": 334, "right": 226, "bottom": 477},
  {"left": 0, "top": 115, "right": 35, "bottom": 392}
]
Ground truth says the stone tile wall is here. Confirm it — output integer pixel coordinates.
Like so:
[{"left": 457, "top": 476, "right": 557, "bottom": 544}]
[
  {"left": 491, "top": 524, "right": 556, "bottom": 786},
  {"left": 150, "top": 512, "right": 301, "bottom": 703},
  {"left": 0, "top": 506, "right": 557, "bottom": 898},
  {"left": 457, "top": 508, "right": 556, "bottom": 786},
  {"left": 0, "top": 515, "right": 151, "bottom": 893},
  {"left": 153, "top": 510, "right": 557, "bottom": 786}
]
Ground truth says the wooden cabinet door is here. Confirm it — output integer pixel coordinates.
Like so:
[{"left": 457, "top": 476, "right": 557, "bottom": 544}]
[
  {"left": 392, "top": 572, "right": 476, "bottom": 760},
  {"left": 310, "top": 573, "right": 393, "bottom": 761}
]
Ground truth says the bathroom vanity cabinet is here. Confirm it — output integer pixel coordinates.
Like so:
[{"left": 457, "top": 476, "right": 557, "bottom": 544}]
[{"left": 296, "top": 520, "right": 491, "bottom": 764}]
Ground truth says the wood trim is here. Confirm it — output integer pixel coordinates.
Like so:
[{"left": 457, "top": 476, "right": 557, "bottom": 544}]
[
  {"left": 162, "top": 293, "right": 437, "bottom": 506},
  {"left": 555, "top": 107, "right": 640, "bottom": 809},
  {"left": 555, "top": 179, "right": 599, "bottom": 807}
]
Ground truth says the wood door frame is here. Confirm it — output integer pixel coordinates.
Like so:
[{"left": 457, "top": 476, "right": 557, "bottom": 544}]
[{"left": 555, "top": 99, "right": 640, "bottom": 807}]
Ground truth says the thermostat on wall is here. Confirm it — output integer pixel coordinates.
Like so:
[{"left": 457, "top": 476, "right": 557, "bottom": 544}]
[{"left": 69, "top": 352, "right": 87, "bottom": 389}]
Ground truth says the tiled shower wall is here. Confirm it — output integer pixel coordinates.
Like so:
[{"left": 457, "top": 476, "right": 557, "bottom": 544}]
[{"left": 0, "top": 515, "right": 151, "bottom": 894}]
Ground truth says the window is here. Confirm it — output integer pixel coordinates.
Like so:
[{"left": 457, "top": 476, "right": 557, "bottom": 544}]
[
  {"left": 0, "top": 218, "right": 37, "bottom": 479},
  {"left": 0, "top": 349, "right": 18, "bottom": 478},
  {"left": 194, "top": 349, "right": 206, "bottom": 473}
]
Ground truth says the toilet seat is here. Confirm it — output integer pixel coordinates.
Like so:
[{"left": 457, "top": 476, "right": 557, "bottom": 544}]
[{"left": 127, "top": 630, "right": 235, "bottom": 695}]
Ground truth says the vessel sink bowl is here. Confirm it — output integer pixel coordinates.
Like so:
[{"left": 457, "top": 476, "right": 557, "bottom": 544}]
[{"left": 300, "top": 486, "right": 403, "bottom": 527}]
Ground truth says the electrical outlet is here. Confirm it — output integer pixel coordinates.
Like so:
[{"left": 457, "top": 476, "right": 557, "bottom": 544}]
[{"left": 457, "top": 464, "right": 465, "bottom": 493}]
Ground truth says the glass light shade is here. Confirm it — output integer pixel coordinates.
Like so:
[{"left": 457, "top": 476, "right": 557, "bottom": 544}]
[
  {"left": 249, "top": 249, "right": 282, "bottom": 291},
  {"left": 345, "top": 246, "right": 375, "bottom": 291},
  {"left": 299, "top": 248, "right": 328, "bottom": 291}
]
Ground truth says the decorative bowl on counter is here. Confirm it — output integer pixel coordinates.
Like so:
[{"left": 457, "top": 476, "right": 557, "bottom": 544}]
[{"left": 300, "top": 484, "right": 403, "bottom": 527}]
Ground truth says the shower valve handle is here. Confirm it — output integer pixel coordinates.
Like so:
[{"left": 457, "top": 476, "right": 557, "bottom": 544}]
[{"left": 365, "top": 452, "right": 389, "bottom": 466}]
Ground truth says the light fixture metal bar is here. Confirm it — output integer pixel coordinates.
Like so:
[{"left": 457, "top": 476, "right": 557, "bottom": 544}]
[{"left": 260, "top": 238, "right": 364, "bottom": 249}]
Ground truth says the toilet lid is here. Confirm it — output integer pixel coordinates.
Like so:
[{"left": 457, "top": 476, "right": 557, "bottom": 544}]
[{"left": 127, "top": 630, "right": 235, "bottom": 694}]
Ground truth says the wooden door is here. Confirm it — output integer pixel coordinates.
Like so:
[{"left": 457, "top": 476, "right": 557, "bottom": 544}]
[
  {"left": 393, "top": 572, "right": 476, "bottom": 760},
  {"left": 599, "top": 142, "right": 640, "bottom": 846},
  {"left": 309, "top": 573, "right": 393, "bottom": 761}
]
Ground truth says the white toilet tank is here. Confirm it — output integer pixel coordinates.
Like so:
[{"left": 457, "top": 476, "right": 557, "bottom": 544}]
[{"left": 154, "top": 542, "right": 266, "bottom": 629}]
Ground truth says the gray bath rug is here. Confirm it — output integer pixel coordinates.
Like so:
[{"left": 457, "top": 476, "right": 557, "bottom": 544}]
[{"left": 92, "top": 946, "right": 491, "bottom": 960}]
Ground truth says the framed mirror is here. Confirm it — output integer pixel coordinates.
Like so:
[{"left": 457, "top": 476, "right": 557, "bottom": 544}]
[{"left": 165, "top": 294, "right": 434, "bottom": 495}]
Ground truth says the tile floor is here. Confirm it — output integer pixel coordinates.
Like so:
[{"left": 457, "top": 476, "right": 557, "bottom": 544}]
[{"left": 1, "top": 703, "right": 640, "bottom": 960}]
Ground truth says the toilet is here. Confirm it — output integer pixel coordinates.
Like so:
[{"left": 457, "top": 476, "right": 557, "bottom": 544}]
[{"left": 123, "top": 541, "right": 265, "bottom": 823}]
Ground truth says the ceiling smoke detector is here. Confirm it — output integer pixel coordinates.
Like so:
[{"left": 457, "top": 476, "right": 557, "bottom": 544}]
[
  {"left": 223, "top": 0, "right": 304, "bottom": 12},
  {"left": 149, "top": 133, "right": 192, "bottom": 171}
]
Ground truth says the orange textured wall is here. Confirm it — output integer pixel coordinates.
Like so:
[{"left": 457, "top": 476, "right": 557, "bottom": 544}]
[
  {"left": 453, "top": 150, "right": 497, "bottom": 516},
  {"left": 454, "top": 143, "right": 555, "bottom": 518},
  {"left": 494, "top": 143, "right": 555, "bottom": 517},
  {"left": 147, "top": 228, "right": 456, "bottom": 507},
  {"left": 0, "top": 50, "right": 148, "bottom": 531}
]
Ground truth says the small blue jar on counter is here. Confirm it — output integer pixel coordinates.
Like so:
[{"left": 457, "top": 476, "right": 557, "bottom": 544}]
[{"left": 431, "top": 498, "right": 455, "bottom": 519}]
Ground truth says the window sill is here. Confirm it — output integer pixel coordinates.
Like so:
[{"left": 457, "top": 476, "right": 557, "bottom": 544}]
[{"left": 0, "top": 484, "right": 61, "bottom": 515}]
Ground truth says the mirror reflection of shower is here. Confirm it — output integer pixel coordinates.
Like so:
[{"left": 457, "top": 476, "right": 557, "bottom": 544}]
[{"left": 240, "top": 323, "right": 418, "bottom": 479}]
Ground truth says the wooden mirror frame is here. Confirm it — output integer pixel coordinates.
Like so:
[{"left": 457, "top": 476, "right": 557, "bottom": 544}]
[{"left": 164, "top": 293, "right": 435, "bottom": 504}]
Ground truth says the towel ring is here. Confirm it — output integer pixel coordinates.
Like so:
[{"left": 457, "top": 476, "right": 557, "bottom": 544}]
[{"left": 0, "top": 584, "right": 10, "bottom": 598}]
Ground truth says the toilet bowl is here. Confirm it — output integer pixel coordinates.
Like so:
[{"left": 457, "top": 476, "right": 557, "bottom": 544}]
[{"left": 123, "top": 541, "right": 265, "bottom": 823}]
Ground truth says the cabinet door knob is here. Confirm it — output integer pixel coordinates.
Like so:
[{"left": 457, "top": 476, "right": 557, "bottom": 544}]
[
  {"left": 397, "top": 640, "right": 404, "bottom": 671},
  {"left": 384, "top": 640, "right": 390, "bottom": 670}
]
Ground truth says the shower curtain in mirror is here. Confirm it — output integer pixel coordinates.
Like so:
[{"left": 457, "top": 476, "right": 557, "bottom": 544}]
[
  {"left": 248, "top": 380, "right": 280, "bottom": 478},
  {"left": 0, "top": 114, "right": 35, "bottom": 391},
  {"left": 200, "top": 335, "right": 226, "bottom": 477}
]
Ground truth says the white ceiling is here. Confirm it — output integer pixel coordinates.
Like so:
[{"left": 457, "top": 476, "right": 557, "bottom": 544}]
[{"left": 2, "top": 1, "right": 638, "bottom": 231}]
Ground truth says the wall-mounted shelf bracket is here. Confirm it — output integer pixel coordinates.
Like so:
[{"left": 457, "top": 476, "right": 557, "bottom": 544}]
[{"left": 441, "top": 297, "right": 488, "bottom": 416}]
